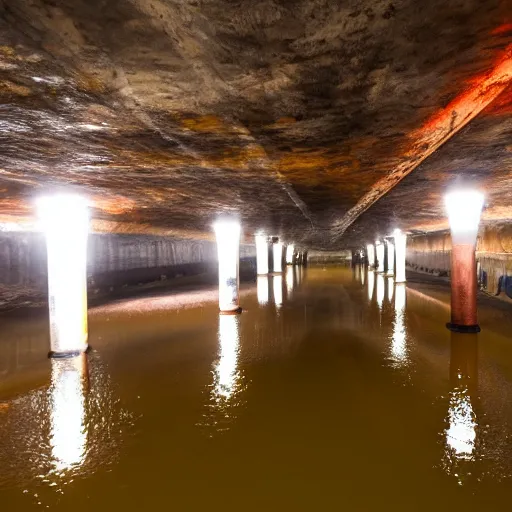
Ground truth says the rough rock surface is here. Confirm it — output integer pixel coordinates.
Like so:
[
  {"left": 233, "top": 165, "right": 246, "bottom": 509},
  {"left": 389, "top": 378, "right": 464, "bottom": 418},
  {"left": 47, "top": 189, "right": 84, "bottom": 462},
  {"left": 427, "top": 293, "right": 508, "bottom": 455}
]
[{"left": 0, "top": 0, "right": 511, "bottom": 248}]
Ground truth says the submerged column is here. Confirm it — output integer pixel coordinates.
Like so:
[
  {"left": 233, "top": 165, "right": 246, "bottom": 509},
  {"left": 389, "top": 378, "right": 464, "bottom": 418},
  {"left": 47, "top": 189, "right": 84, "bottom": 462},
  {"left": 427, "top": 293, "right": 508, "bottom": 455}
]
[
  {"left": 376, "top": 241, "right": 385, "bottom": 273},
  {"left": 394, "top": 229, "right": 407, "bottom": 284},
  {"left": 214, "top": 220, "right": 241, "bottom": 314},
  {"left": 273, "top": 241, "right": 283, "bottom": 273},
  {"left": 445, "top": 191, "right": 484, "bottom": 333},
  {"left": 255, "top": 233, "right": 269, "bottom": 275},
  {"left": 38, "top": 194, "right": 89, "bottom": 357},
  {"left": 386, "top": 239, "right": 395, "bottom": 276}
]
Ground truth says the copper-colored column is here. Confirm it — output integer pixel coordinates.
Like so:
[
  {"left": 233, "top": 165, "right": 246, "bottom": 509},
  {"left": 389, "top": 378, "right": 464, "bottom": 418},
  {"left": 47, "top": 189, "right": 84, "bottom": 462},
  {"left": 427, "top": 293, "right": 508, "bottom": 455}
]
[{"left": 447, "top": 244, "right": 480, "bottom": 332}]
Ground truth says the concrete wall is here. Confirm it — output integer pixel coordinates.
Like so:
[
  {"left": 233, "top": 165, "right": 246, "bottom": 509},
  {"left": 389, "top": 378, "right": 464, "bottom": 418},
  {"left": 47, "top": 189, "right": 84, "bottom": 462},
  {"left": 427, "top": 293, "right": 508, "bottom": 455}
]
[
  {"left": 406, "top": 226, "right": 512, "bottom": 297},
  {"left": 0, "top": 232, "right": 256, "bottom": 310}
]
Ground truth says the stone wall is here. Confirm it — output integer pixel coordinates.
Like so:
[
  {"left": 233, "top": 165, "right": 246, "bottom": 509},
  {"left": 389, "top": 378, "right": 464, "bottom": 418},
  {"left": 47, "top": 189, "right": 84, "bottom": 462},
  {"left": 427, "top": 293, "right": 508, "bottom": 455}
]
[{"left": 0, "top": 232, "right": 256, "bottom": 310}]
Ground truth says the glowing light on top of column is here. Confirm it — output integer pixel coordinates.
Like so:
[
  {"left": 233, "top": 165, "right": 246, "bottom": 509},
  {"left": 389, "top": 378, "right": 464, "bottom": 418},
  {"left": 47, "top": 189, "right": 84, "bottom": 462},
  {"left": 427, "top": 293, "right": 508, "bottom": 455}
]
[
  {"left": 444, "top": 190, "right": 484, "bottom": 245},
  {"left": 37, "top": 194, "right": 89, "bottom": 232}
]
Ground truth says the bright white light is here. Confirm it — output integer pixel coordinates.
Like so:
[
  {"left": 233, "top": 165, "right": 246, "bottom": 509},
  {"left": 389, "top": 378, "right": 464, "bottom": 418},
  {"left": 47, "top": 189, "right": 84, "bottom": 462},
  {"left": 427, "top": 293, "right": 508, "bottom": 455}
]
[
  {"left": 273, "top": 243, "right": 283, "bottom": 273},
  {"left": 286, "top": 245, "right": 295, "bottom": 264},
  {"left": 391, "top": 283, "right": 407, "bottom": 365},
  {"left": 386, "top": 240, "right": 395, "bottom": 275},
  {"left": 257, "top": 276, "right": 269, "bottom": 305},
  {"left": 50, "top": 356, "right": 87, "bottom": 472},
  {"left": 376, "top": 273, "right": 385, "bottom": 310},
  {"left": 214, "top": 315, "right": 240, "bottom": 400},
  {"left": 367, "top": 270, "right": 375, "bottom": 301},
  {"left": 37, "top": 194, "right": 89, "bottom": 354},
  {"left": 446, "top": 388, "right": 476, "bottom": 458},
  {"left": 214, "top": 220, "right": 241, "bottom": 312},
  {"left": 445, "top": 190, "right": 484, "bottom": 245},
  {"left": 387, "top": 276, "right": 394, "bottom": 302},
  {"left": 273, "top": 275, "right": 283, "bottom": 307},
  {"left": 367, "top": 244, "right": 375, "bottom": 268},
  {"left": 80, "top": 124, "right": 107, "bottom": 131},
  {"left": 394, "top": 229, "right": 407, "bottom": 283},
  {"left": 255, "top": 233, "right": 269, "bottom": 275},
  {"left": 376, "top": 242, "right": 385, "bottom": 273},
  {"left": 286, "top": 266, "right": 294, "bottom": 296},
  {"left": 361, "top": 266, "right": 366, "bottom": 286}
]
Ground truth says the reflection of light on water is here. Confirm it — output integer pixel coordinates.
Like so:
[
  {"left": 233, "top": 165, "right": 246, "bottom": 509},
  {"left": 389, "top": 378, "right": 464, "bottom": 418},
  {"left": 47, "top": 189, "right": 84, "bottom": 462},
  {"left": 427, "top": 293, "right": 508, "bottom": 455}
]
[
  {"left": 286, "top": 267, "right": 294, "bottom": 296},
  {"left": 367, "top": 270, "right": 374, "bottom": 301},
  {"left": 273, "top": 276, "right": 283, "bottom": 308},
  {"left": 391, "top": 283, "right": 407, "bottom": 364},
  {"left": 361, "top": 266, "right": 365, "bottom": 286},
  {"left": 446, "top": 387, "right": 477, "bottom": 459},
  {"left": 257, "top": 276, "right": 269, "bottom": 305},
  {"left": 387, "top": 277, "right": 394, "bottom": 302},
  {"left": 50, "top": 356, "right": 88, "bottom": 472},
  {"left": 376, "top": 274, "right": 385, "bottom": 309},
  {"left": 214, "top": 315, "right": 240, "bottom": 400}
]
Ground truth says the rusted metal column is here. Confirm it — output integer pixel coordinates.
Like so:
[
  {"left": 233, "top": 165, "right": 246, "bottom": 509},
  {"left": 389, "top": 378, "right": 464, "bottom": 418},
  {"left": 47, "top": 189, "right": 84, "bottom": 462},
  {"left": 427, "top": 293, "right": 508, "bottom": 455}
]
[{"left": 448, "top": 245, "right": 479, "bottom": 330}]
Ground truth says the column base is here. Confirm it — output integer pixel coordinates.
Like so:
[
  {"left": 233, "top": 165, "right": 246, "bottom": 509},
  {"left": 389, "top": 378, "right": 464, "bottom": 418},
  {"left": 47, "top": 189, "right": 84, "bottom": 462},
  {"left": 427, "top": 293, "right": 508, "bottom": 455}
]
[
  {"left": 220, "top": 307, "right": 243, "bottom": 315},
  {"left": 48, "top": 345, "right": 90, "bottom": 359},
  {"left": 446, "top": 322, "right": 481, "bottom": 333}
]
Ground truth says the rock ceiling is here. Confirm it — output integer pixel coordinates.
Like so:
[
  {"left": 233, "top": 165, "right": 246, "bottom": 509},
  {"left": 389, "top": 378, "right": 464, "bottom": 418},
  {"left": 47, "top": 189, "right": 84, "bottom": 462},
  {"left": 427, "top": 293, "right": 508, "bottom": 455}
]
[{"left": 0, "top": 0, "right": 511, "bottom": 248}]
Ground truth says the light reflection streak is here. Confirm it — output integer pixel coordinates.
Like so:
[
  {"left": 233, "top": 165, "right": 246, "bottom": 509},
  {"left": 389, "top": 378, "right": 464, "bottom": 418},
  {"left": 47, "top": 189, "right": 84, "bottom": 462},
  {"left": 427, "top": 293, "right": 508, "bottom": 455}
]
[
  {"left": 376, "top": 273, "right": 385, "bottom": 310},
  {"left": 286, "top": 266, "right": 294, "bottom": 297},
  {"left": 391, "top": 283, "right": 407, "bottom": 365},
  {"left": 50, "top": 355, "right": 88, "bottom": 472},
  {"left": 367, "top": 270, "right": 375, "bottom": 301},
  {"left": 443, "top": 333, "right": 479, "bottom": 482},
  {"left": 257, "top": 276, "right": 269, "bottom": 305},
  {"left": 387, "top": 277, "right": 394, "bottom": 302},
  {"left": 273, "top": 275, "right": 283, "bottom": 308},
  {"left": 214, "top": 315, "right": 240, "bottom": 401}
]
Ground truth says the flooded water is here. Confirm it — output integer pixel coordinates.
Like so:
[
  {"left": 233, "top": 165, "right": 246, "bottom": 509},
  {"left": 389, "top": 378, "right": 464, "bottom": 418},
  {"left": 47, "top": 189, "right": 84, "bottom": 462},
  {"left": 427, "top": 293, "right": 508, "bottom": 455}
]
[{"left": 2, "top": 266, "right": 512, "bottom": 510}]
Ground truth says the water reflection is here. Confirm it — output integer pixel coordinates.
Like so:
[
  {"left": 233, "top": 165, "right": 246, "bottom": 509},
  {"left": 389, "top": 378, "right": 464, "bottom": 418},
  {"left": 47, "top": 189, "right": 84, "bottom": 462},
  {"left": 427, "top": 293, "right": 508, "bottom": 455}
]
[
  {"left": 376, "top": 273, "right": 385, "bottom": 310},
  {"left": 273, "top": 275, "right": 283, "bottom": 308},
  {"left": 443, "top": 333, "right": 479, "bottom": 481},
  {"left": 214, "top": 315, "right": 241, "bottom": 401},
  {"left": 367, "top": 270, "right": 375, "bottom": 301},
  {"left": 387, "top": 277, "right": 394, "bottom": 302},
  {"left": 390, "top": 283, "right": 407, "bottom": 366},
  {"left": 50, "top": 356, "right": 88, "bottom": 472},
  {"left": 286, "top": 266, "right": 294, "bottom": 297},
  {"left": 257, "top": 276, "right": 269, "bottom": 305}
]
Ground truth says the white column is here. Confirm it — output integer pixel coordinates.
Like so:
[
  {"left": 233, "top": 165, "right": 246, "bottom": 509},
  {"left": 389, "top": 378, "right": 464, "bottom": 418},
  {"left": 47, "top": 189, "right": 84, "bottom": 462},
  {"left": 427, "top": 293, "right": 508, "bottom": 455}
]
[
  {"left": 214, "top": 220, "right": 241, "bottom": 313},
  {"left": 255, "top": 233, "right": 269, "bottom": 275},
  {"left": 394, "top": 229, "right": 407, "bottom": 283},
  {"left": 273, "top": 242, "right": 283, "bottom": 273},
  {"left": 376, "top": 241, "right": 385, "bottom": 273},
  {"left": 366, "top": 244, "right": 375, "bottom": 269},
  {"left": 37, "top": 194, "right": 89, "bottom": 357},
  {"left": 286, "top": 244, "right": 295, "bottom": 265},
  {"left": 386, "top": 239, "right": 395, "bottom": 275}
]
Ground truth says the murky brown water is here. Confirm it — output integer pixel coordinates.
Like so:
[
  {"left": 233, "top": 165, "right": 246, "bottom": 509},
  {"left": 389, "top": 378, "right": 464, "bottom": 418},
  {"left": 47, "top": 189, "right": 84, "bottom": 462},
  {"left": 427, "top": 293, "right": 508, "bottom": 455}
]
[{"left": 2, "top": 266, "right": 512, "bottom": 510}]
